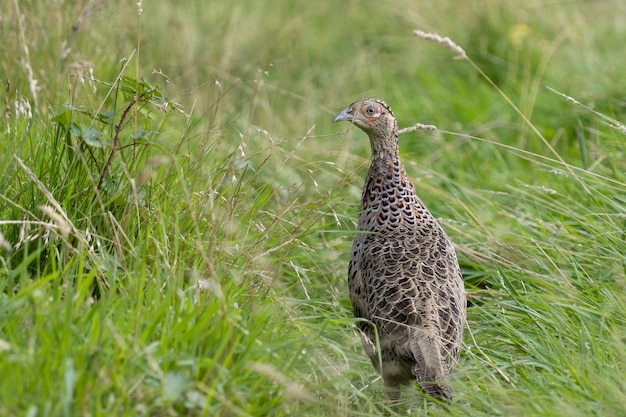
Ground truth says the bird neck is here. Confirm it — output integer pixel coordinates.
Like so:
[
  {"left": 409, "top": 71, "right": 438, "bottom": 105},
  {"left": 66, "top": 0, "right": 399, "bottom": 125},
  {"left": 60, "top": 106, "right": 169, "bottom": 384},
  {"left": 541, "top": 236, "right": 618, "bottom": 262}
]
[
  {"left": 368, "top": 133, "right": 402, "bottom": 173},
  {"left": 361, "top": 146, "right": 411, "bottom": 218},
  {"left": 364, "top": 134, "right": 409, "bottom": 205}
]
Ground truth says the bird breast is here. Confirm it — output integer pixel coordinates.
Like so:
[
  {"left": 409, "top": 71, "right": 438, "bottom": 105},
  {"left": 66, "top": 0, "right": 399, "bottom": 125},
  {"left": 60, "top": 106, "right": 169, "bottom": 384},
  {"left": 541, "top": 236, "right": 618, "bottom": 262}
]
[{"left": 359, "top": 168, "right": 435, "bottom": 234}]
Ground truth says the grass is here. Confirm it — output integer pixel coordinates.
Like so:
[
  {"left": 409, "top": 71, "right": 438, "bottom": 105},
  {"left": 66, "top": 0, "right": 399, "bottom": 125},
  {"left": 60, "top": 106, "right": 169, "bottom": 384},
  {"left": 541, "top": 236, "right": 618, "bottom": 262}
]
[{"left": 1, "top": 0, "right": 625, "bottom": 415}]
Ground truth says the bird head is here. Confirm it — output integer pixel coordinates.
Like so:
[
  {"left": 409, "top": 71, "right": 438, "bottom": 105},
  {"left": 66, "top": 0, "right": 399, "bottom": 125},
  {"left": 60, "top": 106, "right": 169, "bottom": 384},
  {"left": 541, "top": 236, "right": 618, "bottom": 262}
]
[{"left": 333, "top": 98, "right": 398, "bottom": 140}]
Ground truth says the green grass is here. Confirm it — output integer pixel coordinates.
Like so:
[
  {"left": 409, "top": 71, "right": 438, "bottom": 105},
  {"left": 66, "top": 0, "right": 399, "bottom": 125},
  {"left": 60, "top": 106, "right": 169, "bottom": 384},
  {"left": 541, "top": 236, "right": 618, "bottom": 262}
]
[{"left": 1, "top": 0, "right": 625, "bottom": 416}]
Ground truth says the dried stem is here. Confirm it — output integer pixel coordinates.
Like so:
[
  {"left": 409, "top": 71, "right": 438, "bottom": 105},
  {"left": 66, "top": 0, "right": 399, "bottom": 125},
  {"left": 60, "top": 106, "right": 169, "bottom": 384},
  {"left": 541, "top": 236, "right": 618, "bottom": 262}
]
[
  {"left": 398, "top": 123, "right": 437, "bottom": 135},
  {"left": 413, "top": 29, "right": 467, "bottom": 59},
  {"left": 546, "top": 86, "right": 626, "bottom": 135}
]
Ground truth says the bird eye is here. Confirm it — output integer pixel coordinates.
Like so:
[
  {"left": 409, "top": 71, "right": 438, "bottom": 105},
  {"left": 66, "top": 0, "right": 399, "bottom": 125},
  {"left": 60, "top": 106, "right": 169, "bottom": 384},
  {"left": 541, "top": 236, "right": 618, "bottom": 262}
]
[{"left": 366, "top": 105, "right": 376, "bottom": 115}]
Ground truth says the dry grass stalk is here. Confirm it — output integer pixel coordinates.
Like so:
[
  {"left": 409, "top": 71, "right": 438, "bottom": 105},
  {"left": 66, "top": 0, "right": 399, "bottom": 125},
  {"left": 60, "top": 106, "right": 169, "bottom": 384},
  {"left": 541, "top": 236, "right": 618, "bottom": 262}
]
[
  {"left": 546, "top": 86, "right": 626, "bottom": 135},
  {"left": 0, "top": 233, "right": 12, "bottom": 251},
  {"left": 398, "top": 123, "right": 437, "bottom": 135},
  {"left": 413, "top": 29, "right": 467, "bottom": 59},
  {"left": 251, "top": 362, "right": 315, "bottom": 403},
  {"left": 39, "top": 206, "right": 71, "bottom": 239}
]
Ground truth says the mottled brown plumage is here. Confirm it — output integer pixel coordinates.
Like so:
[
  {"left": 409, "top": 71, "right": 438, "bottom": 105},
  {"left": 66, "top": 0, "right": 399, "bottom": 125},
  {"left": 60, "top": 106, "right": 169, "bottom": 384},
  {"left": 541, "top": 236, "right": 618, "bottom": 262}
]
[{"left": 333, "top": 98, "right": 466, "bottom": 403}]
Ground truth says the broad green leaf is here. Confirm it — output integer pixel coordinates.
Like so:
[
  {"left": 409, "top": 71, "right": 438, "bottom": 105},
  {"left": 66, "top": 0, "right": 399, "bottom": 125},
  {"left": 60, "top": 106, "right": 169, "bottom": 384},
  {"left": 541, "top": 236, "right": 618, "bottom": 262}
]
[{"left": 82, "top": 127, "right": 105, "bottom": 147}]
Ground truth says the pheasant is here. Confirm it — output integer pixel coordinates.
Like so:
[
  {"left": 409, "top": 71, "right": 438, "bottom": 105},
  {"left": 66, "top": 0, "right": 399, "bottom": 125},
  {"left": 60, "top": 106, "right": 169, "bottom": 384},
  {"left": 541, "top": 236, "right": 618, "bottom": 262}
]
[{"left": 333, "top": 98, "right": 466, "bottom": 403}]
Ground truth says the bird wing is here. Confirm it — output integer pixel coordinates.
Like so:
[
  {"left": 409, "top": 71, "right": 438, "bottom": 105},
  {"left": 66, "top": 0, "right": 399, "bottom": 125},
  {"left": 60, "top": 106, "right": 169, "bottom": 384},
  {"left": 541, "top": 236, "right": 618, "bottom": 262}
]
[{"left": 353, "top": 225, "right": 465, "bottom": 363}]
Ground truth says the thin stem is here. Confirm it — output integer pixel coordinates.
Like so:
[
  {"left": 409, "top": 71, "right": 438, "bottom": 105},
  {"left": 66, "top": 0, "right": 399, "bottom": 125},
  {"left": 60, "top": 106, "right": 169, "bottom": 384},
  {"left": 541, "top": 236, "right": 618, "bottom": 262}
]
[{"left": 93, "top": 96, "right": 137, "bottom": 201}]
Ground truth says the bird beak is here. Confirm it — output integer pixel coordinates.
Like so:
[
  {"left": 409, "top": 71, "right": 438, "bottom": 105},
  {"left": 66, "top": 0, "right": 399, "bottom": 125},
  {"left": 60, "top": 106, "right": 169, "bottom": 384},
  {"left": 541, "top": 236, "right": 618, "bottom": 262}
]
[{"left": 333, "top": 106, "right": 354, "bottom": 123}]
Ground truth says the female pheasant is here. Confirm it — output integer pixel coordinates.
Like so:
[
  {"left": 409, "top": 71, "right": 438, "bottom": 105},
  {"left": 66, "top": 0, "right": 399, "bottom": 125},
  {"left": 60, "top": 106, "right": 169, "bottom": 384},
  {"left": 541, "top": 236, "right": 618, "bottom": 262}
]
[{"left": 333, "top": 98, "right": 465, "bottom": 403}]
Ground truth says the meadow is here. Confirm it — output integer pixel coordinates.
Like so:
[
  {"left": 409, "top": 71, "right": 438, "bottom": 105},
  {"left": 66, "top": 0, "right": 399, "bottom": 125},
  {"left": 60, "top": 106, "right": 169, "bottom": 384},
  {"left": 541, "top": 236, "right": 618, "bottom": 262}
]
[{"left": 1, "top": 0, "right": 625, "bottom": 415}]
